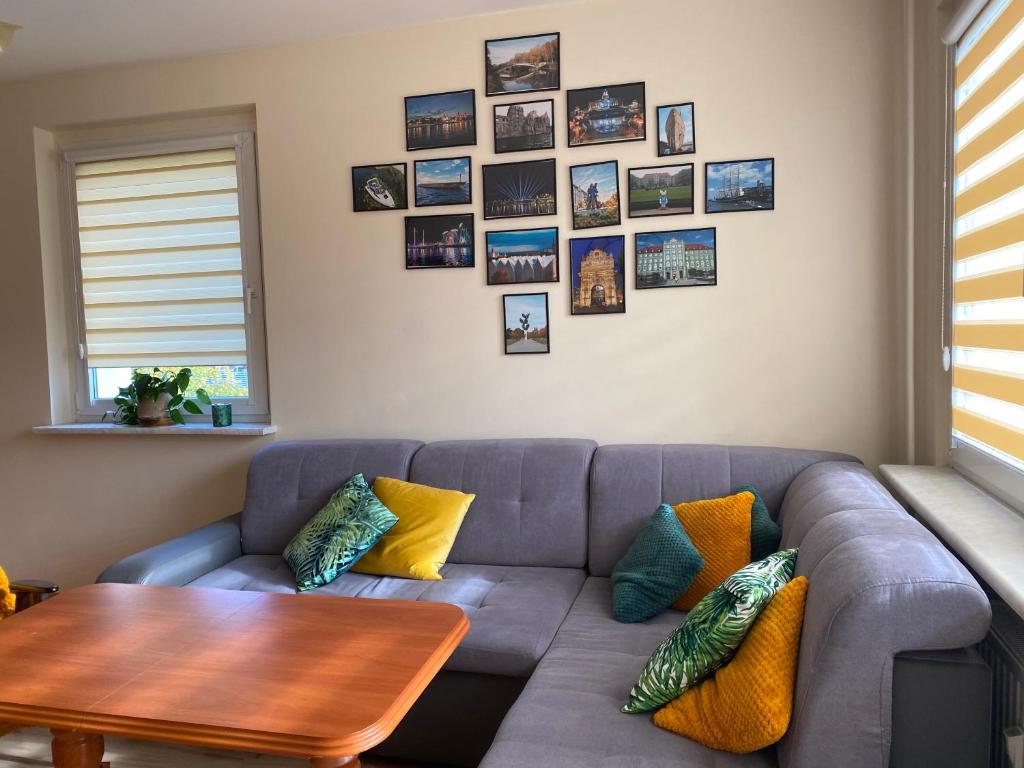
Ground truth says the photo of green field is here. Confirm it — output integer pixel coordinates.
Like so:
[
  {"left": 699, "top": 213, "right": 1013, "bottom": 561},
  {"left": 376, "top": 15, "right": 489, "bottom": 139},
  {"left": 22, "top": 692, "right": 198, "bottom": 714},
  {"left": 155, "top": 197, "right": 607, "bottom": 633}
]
[{"left": 627, "top": 164, "right": 693, "bottom": 218}]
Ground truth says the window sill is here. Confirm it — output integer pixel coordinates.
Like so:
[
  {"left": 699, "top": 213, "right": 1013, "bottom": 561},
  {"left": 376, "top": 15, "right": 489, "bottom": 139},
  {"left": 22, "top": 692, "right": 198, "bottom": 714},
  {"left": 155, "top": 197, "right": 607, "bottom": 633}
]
[
  {"left": 880, "top": 464, "right": 1024, "bottom": 619},
  {"left": 33, "top": 422, "right": 277, "bottom": 436}
]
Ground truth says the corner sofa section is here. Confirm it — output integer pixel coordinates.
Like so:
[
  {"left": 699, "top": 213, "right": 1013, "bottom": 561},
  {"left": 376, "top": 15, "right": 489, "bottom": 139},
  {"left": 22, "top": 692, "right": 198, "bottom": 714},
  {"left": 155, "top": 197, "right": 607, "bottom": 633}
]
[{"left": 98, "top": 439, "right": 992, "bottom": 768}]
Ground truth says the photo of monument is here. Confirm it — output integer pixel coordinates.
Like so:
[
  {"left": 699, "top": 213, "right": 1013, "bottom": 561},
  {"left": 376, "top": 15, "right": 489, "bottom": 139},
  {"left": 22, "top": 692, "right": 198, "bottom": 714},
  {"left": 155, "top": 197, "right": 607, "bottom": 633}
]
[
  {"left": 627, "top": 164, "right": 693, "bottom": 217},
  {"left": 566, "top": 82, "right": 645, "bottom": 147},
  {"left": 485, "top": 32, "right": 560, "bottom": 96},
  {"left": 634, "top": 227, "right": 716, "bottom": 289},
  {"left": 657, "top": 103, "right": 695, "bottom": 156},
  {"left": 486, "top": 227, "right": 558, "bottom": 285},
  {"left": 706, "top": 158, "right": 775, "bottom": 212},
  {"left": 405, "top": 89, "right": 477, "bottom": 151},
  {"left": 493, "top": 99, "right": 554, "bottom": 153},
  {"left": 503, "top": 293, "right": 550, "bottom": 355},
  {"left": 570, "top": 160, "right": 620, "bottom": 229},
  {"left": 569, "top": 235, "right": 626, "bottom": 315}
]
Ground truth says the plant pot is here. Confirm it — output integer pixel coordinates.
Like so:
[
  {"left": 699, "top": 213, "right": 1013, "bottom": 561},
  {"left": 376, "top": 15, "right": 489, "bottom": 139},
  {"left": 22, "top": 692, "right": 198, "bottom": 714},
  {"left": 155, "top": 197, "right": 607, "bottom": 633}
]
[{"left": 137, "top": 391, "right": 173, "bottom": 426}]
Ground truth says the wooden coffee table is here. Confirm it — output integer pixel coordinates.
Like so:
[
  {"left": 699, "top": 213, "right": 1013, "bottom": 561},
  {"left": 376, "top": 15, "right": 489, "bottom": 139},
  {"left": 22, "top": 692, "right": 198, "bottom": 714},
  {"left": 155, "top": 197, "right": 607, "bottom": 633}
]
[{"left": 0, "top": 583, "right": 469, "bottom": 767}]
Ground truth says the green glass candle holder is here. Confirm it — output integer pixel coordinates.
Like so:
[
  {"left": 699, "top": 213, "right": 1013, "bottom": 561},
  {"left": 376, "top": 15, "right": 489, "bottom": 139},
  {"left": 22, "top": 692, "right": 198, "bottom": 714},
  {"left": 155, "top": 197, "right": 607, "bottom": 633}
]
[{"left": 211, "top": 403, "right": 232, "bottom": 428}]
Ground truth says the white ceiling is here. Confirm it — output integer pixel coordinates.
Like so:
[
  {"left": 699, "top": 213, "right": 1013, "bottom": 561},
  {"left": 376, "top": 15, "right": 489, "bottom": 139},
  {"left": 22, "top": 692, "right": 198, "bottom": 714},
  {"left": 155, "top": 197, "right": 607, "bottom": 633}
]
[{"left": 0, "top": 0, "right": 582, "bottom": 83}]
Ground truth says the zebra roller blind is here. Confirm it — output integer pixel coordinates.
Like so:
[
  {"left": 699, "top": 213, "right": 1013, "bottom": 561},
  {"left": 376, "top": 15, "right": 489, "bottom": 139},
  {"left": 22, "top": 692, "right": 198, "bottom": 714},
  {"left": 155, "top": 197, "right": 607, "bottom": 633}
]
[{"left": 953, "top": 0, "right": 1024, "bottom": 470}]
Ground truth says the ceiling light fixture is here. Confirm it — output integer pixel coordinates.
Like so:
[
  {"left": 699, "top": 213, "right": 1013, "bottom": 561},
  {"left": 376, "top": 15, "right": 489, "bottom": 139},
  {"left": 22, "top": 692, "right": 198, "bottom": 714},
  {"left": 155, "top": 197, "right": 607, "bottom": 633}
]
[{"left": 0, "top": 22, "right": 21, "bottom": 54}]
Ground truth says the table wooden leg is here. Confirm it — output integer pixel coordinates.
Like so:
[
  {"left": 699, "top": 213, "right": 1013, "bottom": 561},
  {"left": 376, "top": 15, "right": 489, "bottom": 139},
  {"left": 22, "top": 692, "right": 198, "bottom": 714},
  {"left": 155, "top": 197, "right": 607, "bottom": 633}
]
[
  {"left": 309, "top": 756, "right": 359, "bottom": 768},
  {"left": 50, "top": 729, "right": 105, "bottom": 768}
]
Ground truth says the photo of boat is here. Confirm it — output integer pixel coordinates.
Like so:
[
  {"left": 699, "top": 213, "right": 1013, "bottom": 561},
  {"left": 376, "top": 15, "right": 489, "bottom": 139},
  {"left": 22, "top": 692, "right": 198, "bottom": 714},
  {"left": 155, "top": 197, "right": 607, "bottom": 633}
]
[
  {"left": 351, "top": 163, "right": 408, "bottom": 213},
  {"left": 364, "top": 177, "right": 396, "bottom": 208},
  {"left": 705, "top": 159, "right": 774, "bottom": 213}
]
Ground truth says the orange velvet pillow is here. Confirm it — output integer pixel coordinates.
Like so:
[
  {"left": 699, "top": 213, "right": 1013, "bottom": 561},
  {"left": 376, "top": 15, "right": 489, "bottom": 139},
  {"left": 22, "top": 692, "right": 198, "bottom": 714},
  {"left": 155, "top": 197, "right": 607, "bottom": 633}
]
[{"left": 672, "top": 491, "right": 753, "bottom": 610}]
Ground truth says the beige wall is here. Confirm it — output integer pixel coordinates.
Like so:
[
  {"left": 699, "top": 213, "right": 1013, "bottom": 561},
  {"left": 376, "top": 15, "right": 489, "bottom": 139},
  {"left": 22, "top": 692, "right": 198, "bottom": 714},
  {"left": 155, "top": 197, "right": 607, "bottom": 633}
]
[{"left": 0, "top": 0, "right": 906, "bottom": 587}]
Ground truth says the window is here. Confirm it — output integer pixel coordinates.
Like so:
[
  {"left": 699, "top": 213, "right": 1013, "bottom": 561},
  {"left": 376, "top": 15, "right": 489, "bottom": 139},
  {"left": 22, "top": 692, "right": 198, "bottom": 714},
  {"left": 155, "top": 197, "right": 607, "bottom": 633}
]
[
  {"left": 951, "top": 0, "right": 1024, "bottom": 497},
  {"left": 62, "top": 132, "right": 269, "bottom": 420}
]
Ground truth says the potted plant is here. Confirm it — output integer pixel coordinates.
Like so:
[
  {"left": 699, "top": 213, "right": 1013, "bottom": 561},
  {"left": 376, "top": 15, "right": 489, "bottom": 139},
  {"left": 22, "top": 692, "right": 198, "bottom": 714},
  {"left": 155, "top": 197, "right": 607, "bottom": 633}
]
[{"left": 106, "top": 368, "right": 212, "bottom": 426}]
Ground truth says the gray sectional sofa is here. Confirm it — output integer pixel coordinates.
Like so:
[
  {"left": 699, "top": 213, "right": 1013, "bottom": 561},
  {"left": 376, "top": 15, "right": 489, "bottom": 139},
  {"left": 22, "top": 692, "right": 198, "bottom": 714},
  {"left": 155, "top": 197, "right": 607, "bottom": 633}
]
[{"left": 98, "top": 439, "right": 993, "bottom": 768}]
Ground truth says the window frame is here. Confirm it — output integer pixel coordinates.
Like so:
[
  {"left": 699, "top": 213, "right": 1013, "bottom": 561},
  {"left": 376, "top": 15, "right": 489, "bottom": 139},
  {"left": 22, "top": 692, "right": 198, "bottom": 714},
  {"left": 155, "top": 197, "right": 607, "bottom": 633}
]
[{"left": 59, "top": 131, "right": 270, "bottom": 422}]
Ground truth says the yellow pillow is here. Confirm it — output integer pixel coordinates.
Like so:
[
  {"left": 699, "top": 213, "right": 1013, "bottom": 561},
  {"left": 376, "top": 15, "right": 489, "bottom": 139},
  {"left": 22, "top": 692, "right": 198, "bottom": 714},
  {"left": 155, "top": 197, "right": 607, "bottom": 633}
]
[
  {"left": 653, "top": 576, "right": 809, "bottom": 753},
  {"left": 672, "top": 492, "right": 753, "bottom": 610},
  {"left": 351, "top": 477, "right": 474, "bottom": 581},
  {"left": 0, "top": 565, "right": 15, "bottom": 620}
]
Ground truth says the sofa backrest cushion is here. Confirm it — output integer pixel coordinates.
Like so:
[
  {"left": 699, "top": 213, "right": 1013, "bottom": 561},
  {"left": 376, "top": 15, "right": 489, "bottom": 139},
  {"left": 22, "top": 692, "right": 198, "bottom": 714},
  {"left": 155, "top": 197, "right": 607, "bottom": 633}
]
[
  {"left": 410, "top": 438, "right": 597, "bottom": 568},
  {"left": 241, "top": 439, "right": 424, "bottom": 554},
  {"left": 588, "top": 444, "right": 858, "bottom": 577}
]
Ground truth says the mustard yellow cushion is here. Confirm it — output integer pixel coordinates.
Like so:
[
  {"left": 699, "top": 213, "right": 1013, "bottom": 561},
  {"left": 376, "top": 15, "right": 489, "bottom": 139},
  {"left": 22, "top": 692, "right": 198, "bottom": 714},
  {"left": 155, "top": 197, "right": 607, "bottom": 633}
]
[
  {"left": 653, "top": 575, "right": 809, "bottom": 753},
  {"left": 0, "top": 565, "right": 16, "bottom": 620},
  {"left": 672, "top": 492, "right": 753, "bottom": 610},
  {"left": 351, "top": 477, "right": 474, "bottom": 581}
]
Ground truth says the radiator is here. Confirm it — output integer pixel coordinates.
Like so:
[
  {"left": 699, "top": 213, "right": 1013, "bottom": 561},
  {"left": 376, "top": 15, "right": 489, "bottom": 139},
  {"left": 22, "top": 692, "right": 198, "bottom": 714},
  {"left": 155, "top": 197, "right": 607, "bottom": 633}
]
[{"left": 980, "top": 600, "right": 1024, "bottom": 768}]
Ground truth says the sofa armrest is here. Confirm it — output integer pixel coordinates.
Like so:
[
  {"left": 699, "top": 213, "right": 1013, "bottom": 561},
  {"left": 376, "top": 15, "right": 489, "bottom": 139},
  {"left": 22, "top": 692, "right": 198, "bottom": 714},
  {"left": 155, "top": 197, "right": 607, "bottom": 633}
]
[
  {"left": 776, "top": 464, "right": 991, "bottom": 768},
  {"left": 96, "top": 513, "right": 242, "bottom": 586}
]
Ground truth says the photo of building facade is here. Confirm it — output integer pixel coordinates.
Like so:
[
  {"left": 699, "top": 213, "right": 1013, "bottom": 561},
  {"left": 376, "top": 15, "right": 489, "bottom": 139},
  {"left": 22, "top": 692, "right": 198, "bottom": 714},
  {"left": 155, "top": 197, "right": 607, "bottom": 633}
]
[
  {"left": 494, "top": 100, "right": 554, "bottom": 152},
  {"left": 634, "top": 227, "right": 716, "bottom": 288},
  {"left": 570, "top": 236, "right": 625, "bottom": 314}
]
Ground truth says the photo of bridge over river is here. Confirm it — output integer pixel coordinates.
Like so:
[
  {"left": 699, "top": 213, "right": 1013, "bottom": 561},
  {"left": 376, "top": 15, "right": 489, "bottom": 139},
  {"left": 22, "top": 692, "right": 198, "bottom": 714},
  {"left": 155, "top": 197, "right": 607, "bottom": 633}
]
[{"left": 485, "top": 32, "right": 560, "bottom": 96}]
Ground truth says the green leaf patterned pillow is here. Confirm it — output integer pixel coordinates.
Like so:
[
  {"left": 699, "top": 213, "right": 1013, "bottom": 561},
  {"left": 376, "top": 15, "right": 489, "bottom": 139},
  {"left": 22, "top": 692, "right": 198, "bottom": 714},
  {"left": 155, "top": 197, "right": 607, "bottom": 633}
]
[
  {"left": 622, "top": 548, "right": 798, "bottom": 714},
  {"left": 283, "top": 473, "right": 398, "bottom": 592}
]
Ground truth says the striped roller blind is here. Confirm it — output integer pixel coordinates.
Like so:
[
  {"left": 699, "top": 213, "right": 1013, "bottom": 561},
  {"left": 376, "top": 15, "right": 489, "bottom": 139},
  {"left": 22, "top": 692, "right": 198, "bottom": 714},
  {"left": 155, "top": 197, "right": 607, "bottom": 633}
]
[
  {"left": 953, "top": 0, "right": 1024, "bottom": 470},
  {"left": 73, "top": 147, "right": 248, "bottom": 369}
]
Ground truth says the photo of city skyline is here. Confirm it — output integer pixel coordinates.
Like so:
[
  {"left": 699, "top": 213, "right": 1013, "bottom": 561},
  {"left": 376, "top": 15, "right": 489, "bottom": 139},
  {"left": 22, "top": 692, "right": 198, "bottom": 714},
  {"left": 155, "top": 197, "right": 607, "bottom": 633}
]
[
  {"left": 705, "top": 158, "right": 774, "bottom": 212},
  {"left": 628, "top": 163, "right": 694, "bottom": 217},
  {"left": 570, "top": 160, "right": 620, "bottom": 229},
  {"left": 482, "top": 159, "right": 557, "bottom": 220},
  {"left": 503, "top": 292, "right": 550, "bottom": 355},
  {"left": 657, "top": 103, "right": 695, "bottom": 156},
  {"left": 405, "top": 89, "right": 477, "bottom": 151},
  {"left": 486, "top": 226, "right": 558, "bottom": 285},
  {"left": 405, "top": 213, "right": 474, "bottom": 269},
  {"left": 634, "top": 227, "right": 716, "bottom": 289},
  {"left": 414, "top": 157, "right": 471, "bottom": 207},
  {"left": 485, "top": 32, "right": 560, "bottom": 96},
  {"left": 567, "top": 82, "right": 646, "bottom": 147}
]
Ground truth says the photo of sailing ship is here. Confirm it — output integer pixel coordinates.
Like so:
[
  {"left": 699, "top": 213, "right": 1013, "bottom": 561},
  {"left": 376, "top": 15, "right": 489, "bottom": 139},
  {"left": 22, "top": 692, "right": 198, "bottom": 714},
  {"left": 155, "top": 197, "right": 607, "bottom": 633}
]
[
  {"left": 657, "top": 103, "right": 695, "bottom": 156},
  {"left": 405, "top": 213, "right": 474, "bottom": 269},
  {"left": 485, "top": 32, "right": 560, "bottom": 96},
  {"left": 705, "top": 158, "right": 774, "bottom": 213},
  {"left": 627, "top": 164, "right": 693, "bottom": 217},
  {"left": 351, "top": 163, "right": 408, "bottom": 212},
  {"left": 493, "top": 99, "right": 554, "bottom": 153},
  {"left": 503, "top": 293, "right": 550, "bottom": 355},
  {"left": 566, "top": 82, "right": 645, "bottom": 147},
  {"left": 570, "top": 160, "right": 620, "bottom": 229},
  {"left": 414, "top": 157, "right": 471, "bottom": 207},
  {"left": 482, "top": 159, "right": 557, "bottom": 220},
  {"left": 405, "top": 89, "right": 477, "bottom": 151},
  {"left": 486, "top": 226, "right": 558, "bottom": 285}
]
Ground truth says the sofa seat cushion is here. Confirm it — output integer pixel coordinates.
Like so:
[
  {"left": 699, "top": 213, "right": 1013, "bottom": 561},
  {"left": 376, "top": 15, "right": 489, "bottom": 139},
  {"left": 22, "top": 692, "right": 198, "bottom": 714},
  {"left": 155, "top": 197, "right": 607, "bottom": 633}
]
[
  {"left": 479, "top": 577, "right": 776, "bottom": 768},
  {"left": 187, "top": 556, "right": 585, "bottom": 677}
]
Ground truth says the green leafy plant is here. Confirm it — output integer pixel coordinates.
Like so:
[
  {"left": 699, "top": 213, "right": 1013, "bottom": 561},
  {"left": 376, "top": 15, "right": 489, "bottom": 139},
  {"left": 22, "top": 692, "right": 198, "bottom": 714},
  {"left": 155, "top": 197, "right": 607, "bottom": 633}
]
[{"left": 106, "top": 368, "right": 211, "bottom": 425}]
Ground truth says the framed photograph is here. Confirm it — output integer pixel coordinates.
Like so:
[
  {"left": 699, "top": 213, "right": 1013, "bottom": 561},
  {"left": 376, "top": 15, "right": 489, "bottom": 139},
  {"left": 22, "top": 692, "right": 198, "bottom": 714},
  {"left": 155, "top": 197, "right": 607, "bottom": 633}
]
[
  {"left": 485, "top": 32, "right": 560, "bottom": 96},
  {"left": 351, "top": 163, "right": 408, "bottom": 212},
  {"left": 627, "top": 163, "right": 694, "bottom": 218},
  {"left": 405, "top": 89, "right": 477, "bottom": 151},
  {"left": 656, "top": 103, "right": 695, "bottom": 156},
  {"left": 493, "top": 99, "right": 555, "bottom": 153},
  {"left": 482, "top": 158, "right": 557, "bottom": 220},
  {"left": 634, "top": 227, "right": 717, "bottom": 289},
  {"left": 486, "top": 226, "right": 559, "bottom": 285},
  {"left": 503, "top": 292, "right": 550, "bottom": 355},
  {"left": 405, "top": 213, "right": 474, "bottom": 269},
  {"left": 705, "top": 158, "right": 775, "bottom": 213},
  {"left": 569, "top": 235, "right": 626, "bottom": 315},
  {"left": 570, "top": 160, "right": 620, "bottom": 230},
  {"left": 566, "top": 82, "right": 646, "bottom": 147},
  {"left": 414, "top": 157, "right": 472, "bottom": 207}
]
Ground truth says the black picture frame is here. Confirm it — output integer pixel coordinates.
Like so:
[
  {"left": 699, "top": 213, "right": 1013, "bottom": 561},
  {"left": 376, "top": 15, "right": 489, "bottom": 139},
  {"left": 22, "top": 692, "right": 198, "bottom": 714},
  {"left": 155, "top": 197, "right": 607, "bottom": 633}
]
[
  {"left": 704, "top": 158, "right": 775, "bottom": 213},
  {"left": 405, "top": 89, "right": 477, "bottom": 152},
  {"left": 568, "top": 234, "right": 626, "bottom": 315},
  {"left": 413, "top": 156, "right": 472, "bottom": 207},
  {"left": 485, "top": 32, "right": 561, "bottom": 97},
  {"left": 655, "top": 102, "right": 696, "bottom": 157},
  {"left": 634, "top": 227, "right": 717, "bottom": 290},
  {"left": 566, "top": 82, "right": 646, "bottom": 147},
  {"left": 405, "top": 212, "right": 475, "bottom": 269},
  {"left": 502, "top": 292, "right": 551, "bottom": 355},
  {"left": 569, "top": 160, "right": 621, "bottom": 230},
  {"left": 486, "top": 226, "right": 560, "bottom": 285},
  {"left": 351, "top": 162, "right": 408, "bottom": 213},
  {"left": 493, "top": 98, "right": 555, "bottom": 154},
  {"left": 626, "top": 163, "right": 695, "bottom": 219},
  {"left": 482, "top": 158, "right": 558, "bottom": 220}
]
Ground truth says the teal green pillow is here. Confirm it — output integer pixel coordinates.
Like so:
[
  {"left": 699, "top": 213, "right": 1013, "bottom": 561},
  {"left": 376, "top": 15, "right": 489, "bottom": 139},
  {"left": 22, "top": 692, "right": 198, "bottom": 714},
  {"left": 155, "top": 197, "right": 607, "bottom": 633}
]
[
  {"left": 737, "top": 484, "right": 782, "bottom": 560},
  {"left": 283, "top": 473, "right": 398, "bottom": 592},
  {"left": 612, "top": 505, "right": 704, "bottom": 623},
  {"left": 622, "top": 548, "right": 798, "bottom": 713}
]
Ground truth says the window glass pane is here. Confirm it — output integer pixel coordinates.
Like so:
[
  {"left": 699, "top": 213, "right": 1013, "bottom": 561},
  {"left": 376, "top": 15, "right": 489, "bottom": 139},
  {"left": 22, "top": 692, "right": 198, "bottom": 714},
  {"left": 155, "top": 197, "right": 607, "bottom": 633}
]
[{"left": 89, "top": 365, "right": 249, "bottom": 400}]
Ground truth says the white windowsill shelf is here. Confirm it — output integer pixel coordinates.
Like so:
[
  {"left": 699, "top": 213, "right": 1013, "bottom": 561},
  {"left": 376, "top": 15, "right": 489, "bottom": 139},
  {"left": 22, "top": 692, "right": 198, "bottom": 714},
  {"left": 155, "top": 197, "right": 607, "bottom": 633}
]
[
  {"left": 880, "top": 464, "right": 1024, "bottom": 619},
  {"left": 33, "top": 422, "right": 277, "bottom": 436}
]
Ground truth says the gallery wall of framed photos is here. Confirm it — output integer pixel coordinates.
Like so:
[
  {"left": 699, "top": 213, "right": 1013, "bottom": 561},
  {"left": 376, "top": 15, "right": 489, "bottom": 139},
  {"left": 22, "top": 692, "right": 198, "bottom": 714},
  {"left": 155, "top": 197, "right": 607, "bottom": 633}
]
[{"left": 350, "top": 26, "right": 776, "bottom": 357}]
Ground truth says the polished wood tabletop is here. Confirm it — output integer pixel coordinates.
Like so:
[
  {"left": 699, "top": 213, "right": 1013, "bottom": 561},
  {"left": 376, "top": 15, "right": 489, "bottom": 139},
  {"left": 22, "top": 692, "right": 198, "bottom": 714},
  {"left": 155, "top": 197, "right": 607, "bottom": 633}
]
[{"left": 0, "top": 583, "right": 469, "bottom": 767}]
